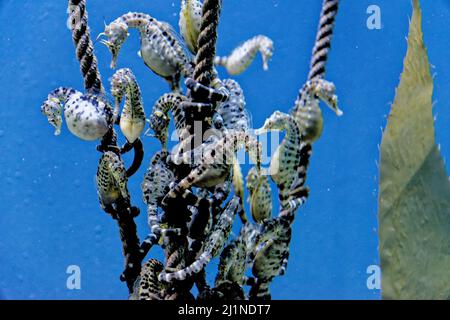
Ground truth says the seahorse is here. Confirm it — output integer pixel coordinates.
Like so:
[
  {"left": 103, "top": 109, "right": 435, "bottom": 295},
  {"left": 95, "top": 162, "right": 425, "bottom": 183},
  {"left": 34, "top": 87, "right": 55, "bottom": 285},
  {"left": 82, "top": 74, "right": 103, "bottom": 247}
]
[
  {"left": 291, "top": 0, "right": 342, "bottom": 142},
  {"left": 148, "top": 93, "right": 188, "bottom": 149},
  {"left": 161, "top": 131, "right": 262, "bottom": 207},
  {"left": 215, "top": 237, "right": 247, "bottom": 287},
  {"left": 100, "top": 12, "right": 193, "bottom": 90},
  {"left": 158, "top": 197, "right": 240, "bottom": 282},
  {"left": 149, "top": 76, "right": 229, "bottom": 152},
  {"left": 130, "top": 259, "right": 167, "bottom": 300},
  {"left": 141, "top": 151, "right": 180, "bottom": 247},
  {"left": 292, "top": 78, "right": 342, "bottom": 143},
  {"left": 255, "top": 111, "right": 308, "bottom": 211},
  {"left": 215, "top": 35, "right": 274, "bottom": 75},
  {"left": 211, "top": 78, "right": 252, "bottom": 221},
  {"left": 40, "top": 87, "right": 111, "bottom": 141},
  {"left": 215, "top": 79, "right": 250, "bottom": 132},
  {"left": 95, "top": 151, "right": 130, "bottom": 217},
  {"left": 246, "top": 167, "right": 272, "bottom": 223},
  {"left": 110, "top": 68, "right": 146, "bottom": 144},
  {"left": 179, "top": 0, "right": 203, "bottom": 54},
  {"left": 215, "top": 222, "right": 259, "bottom": 288},
  {"left": 246, "top": 217, "right": 292, "bottom": 300}
]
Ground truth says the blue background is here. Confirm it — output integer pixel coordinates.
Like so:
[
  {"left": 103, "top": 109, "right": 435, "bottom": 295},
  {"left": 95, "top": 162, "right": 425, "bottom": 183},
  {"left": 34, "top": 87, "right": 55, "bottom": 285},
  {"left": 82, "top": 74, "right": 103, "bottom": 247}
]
[{"left": 0, "top": 0, "right": 449, "bottom": 300}]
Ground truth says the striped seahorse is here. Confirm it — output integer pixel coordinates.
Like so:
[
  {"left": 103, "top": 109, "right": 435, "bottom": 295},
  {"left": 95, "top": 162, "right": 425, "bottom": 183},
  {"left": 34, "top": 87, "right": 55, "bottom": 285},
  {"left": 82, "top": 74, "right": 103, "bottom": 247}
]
[
  {"left": 111, "top": 68, "right": 146, "bottom": 144},
  {"left": 215, "top": 35, "right": 274, "bottom": 75},
  {"left": 100, "top": 12, "right": 193, "bottom": 90},
  {"left": 40, "top": 87, "right": 111, "bottom": 141},
  {"left": 158, "top": 197, "right": 240, "bottom": 282}
]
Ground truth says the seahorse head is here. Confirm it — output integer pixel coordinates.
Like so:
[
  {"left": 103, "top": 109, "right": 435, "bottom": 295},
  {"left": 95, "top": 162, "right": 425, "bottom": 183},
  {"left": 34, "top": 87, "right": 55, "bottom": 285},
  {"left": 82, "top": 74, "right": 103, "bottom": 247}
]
[
  {"left": 255, "top": 111, "right": 288, "bottom": 134},
  {"left": 308, "top": 79, "right": 342, "bottom": 116},
  {"left": 41, "top": 98, "right": 63, "bottom": 136},
  {"left": 99, "top": 21, "right": 129, "bottom": 69}
]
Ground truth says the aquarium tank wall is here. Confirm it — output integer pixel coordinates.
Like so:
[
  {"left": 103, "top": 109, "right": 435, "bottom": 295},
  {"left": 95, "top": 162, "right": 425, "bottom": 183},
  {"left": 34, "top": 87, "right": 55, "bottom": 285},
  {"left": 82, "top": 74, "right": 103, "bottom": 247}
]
[{"left": 0, "top": 0, "right": 449, "bottom": 300}]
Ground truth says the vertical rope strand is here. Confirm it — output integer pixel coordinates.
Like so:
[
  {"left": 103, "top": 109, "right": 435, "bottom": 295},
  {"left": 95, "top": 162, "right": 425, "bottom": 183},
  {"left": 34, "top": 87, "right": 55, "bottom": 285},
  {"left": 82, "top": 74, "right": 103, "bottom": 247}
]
[
  {"left": 67, "top": 0, "right": 142, "bottom": 293},
  {"left": 307, "top": 0, "right": 339, "bottom": 81},
  {"left": 68, "top": 0, "right": 104, "bottom": 93},
  {"left": 289, "top": 0, "right": 339, "bottom": 208},
  {"left": 193, "top": 0, "right": 222, "bottom": 86}
]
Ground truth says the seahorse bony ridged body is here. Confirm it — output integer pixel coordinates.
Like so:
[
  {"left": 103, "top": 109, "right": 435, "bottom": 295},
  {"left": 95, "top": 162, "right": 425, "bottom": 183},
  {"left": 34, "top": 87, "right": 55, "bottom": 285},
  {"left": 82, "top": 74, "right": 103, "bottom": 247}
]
[{"left": 255, "top": 111, "right": 305, "bottom": 210}]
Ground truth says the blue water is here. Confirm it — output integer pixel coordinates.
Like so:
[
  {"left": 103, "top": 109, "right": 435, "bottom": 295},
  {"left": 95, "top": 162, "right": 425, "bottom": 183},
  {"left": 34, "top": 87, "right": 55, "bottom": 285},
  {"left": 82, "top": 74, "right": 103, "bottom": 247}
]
[{"left": 0, "top": 0, "right": 449, "bottom": 300}]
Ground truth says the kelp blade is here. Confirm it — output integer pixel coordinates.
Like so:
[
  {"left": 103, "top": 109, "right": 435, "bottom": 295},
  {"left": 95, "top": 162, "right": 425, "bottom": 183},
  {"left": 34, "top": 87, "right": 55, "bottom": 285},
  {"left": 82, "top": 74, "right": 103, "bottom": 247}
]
[{"left": 379, "top": 0, "right": 450, "bottom": 300}]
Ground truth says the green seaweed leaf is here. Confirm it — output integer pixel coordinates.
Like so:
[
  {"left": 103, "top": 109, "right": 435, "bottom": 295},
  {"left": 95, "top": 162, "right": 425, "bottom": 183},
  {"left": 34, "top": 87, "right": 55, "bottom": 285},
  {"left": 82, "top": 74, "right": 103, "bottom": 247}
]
[{"left": 378, "top": 0, "right": 450, "bottom": 300}]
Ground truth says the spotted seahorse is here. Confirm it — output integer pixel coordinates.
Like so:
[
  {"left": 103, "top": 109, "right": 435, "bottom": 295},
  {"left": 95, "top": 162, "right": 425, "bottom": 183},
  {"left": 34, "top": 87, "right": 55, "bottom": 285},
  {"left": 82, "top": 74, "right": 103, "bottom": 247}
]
[
  {"left": 213, "top": 78, "right": 252, "bottom": 221},
  {"left": 249, "top": 217, "right": 292, "bottom": 299},
  {"left": 100, "top": 12, "right": 193, "bottom": 90},
  {"left": 215, "top": 35, "right": 274, "bottom": 75},
  {"left": 215, "top": 222, "right": 259, "bottom": 288},
  {"left": 110, "top": 68, "right": 146, "bottom": 144},
  {"left": 246, "top": 167, "right": 272, "bottom": 223},
  {"left": 95, "top": 151, "right": 130, "bottom": 217},
  {"left": 141, "top": 151, "right": 180, "bottom": 247},
  {"left": 292, "top": 78, "right": 342, "bottom": 143},
  {"left": 41, "top": 87, "right": 111, "bottom": 141},
  {"left": 130, "top": 259, "right": 168, "bottom": 300},
  {"left": 255, "top": 111, "right": 309, "bottom": 211}
]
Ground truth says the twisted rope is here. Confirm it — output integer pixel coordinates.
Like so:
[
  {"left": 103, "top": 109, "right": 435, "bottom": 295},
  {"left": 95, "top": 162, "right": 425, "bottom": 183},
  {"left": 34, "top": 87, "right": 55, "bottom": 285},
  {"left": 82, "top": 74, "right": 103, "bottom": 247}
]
[
  {"left": 68, "top": 0, "right": 104, "bottom": 93},
  {"left": 116, "top": 202, "right": 142, "bottom": 293},
  {"left": 157, "top": 1, "right": 223, "bottom": 299},
  {"left": 307, "top": 0, "right": 339, "bottom": 81},
  {"left": 289, "top": 0, "right": 339, "bottom": 204},
  {"left": 193, "top": 0, "right": 222, "bottom": 86},
  {"left": 67, "top": 0, "right": 142, "bottom": 293}
]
